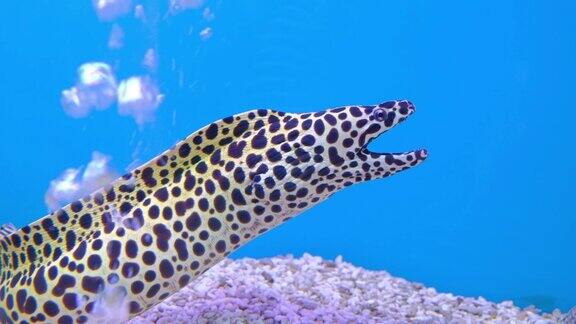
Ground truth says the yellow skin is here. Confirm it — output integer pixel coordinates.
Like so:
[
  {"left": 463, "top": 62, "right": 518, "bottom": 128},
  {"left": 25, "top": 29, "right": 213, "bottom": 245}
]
[{"left": 0, "top": 101, "right": 427, "bottom": 323}]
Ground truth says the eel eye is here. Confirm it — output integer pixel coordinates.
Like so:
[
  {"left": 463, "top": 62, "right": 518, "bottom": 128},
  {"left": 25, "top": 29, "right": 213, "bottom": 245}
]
[{"left": 374, "top": 108, "right": 386, "bottom": 122}]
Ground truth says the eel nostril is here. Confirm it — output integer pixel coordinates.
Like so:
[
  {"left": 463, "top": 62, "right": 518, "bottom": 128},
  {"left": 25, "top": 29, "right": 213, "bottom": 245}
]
[
  {"left": 417, "top": 148, "right": 428, "bottom": 159},
  {"left": 402, "top": 100, "right": 415, "bottom": 112},
  {"left": 397, "top": 100, "right": 415, "bottom": 115}
]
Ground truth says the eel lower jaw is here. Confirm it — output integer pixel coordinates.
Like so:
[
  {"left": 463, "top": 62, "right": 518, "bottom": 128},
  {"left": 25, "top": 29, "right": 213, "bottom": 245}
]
[
  {"left": 360, "top": 146, "right": 428, "bottom": 160},
  {"left": 359, "top": 133, "right": 428, "bottom": 162}
]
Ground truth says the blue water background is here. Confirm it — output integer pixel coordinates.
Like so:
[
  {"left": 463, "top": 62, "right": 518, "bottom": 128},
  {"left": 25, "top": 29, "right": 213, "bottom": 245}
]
[{"left": 1, "top": 1, "right": 574, "bottom": 312}]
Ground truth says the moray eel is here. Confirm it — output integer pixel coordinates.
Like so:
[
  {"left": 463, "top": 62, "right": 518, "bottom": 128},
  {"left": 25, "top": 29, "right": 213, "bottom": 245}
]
[{"left": 0, "top": 100, "right": 427, "bottom": 323}]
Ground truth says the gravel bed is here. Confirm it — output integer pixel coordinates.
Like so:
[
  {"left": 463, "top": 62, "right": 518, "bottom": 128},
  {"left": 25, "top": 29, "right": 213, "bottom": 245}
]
[{"left": 129, "top": 254, "right": 568, "bottom": 323}]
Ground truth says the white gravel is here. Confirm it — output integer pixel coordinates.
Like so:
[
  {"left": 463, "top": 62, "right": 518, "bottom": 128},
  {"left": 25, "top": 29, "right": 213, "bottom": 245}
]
[{"left": 129, "top": 254, "right": 567, "bottom": 323}]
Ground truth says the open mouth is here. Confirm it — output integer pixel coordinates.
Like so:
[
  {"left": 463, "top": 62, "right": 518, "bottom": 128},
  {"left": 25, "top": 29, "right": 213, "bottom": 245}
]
[
  {"left": 361, "top": 133, "right": 427, "bottom": 158},
  {"left": 361, "top": 131, "right": 389, "bottom": 156},
  {"left": 359, "top": 116, "right": 427, "bottom": 161}
]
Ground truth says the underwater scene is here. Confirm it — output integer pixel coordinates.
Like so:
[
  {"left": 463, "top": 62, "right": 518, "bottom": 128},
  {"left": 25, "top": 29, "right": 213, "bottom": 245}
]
[{"left": 0, "top": 1, "right": 575, "bottom": 323}]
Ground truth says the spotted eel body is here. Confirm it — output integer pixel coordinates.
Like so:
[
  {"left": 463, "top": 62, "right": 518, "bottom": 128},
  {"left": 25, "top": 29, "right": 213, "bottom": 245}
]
[{"left": 0, "top": 100, "right": 427, "bottom": 323}]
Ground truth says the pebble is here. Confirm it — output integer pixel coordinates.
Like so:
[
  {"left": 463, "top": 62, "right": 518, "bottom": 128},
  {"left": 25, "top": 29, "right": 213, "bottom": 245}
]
[{"left": 129, "top": 255, "right": 567, "bottom": 324}]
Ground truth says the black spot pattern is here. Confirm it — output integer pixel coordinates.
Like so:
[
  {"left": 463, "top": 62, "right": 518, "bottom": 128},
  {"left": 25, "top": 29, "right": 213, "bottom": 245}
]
[{"left": 0, "top": 103, "right": 426, "bottom": 323}]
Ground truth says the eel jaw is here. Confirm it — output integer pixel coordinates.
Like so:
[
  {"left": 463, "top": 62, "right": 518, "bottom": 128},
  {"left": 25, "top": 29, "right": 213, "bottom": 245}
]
[
  {"left": 359, "top": 135, "right": 428, "bottom": 177},
  {"left": 360, "top": 133, "right": 428, "bottom": 167},
  {"left": 357, "top": 102, "right": 428, "bottom": 176},
  {"left": 360, "top": 129, "right": 427, "bottom": 159}
]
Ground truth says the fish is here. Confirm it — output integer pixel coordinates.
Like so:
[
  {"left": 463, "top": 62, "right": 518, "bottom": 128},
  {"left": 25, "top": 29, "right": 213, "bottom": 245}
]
[{"left": 0, "top": 100, "right": 427, "bottom": 323}]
